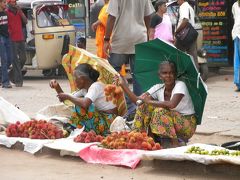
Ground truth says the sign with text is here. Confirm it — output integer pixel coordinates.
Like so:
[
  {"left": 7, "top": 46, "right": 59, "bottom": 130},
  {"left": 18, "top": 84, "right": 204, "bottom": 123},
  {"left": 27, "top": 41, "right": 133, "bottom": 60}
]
[{"left": 198, "top": 0, "right": 228, "bottom": 64}]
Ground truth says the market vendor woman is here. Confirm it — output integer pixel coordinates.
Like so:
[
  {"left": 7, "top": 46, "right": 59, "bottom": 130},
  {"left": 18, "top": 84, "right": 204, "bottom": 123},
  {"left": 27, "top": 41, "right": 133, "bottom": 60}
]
[
  {"left": 50, "top": 63, "right": 117, "bottom": 136},
  {"left": 117, "top": 61, "right": 196, "bottom": 148}
]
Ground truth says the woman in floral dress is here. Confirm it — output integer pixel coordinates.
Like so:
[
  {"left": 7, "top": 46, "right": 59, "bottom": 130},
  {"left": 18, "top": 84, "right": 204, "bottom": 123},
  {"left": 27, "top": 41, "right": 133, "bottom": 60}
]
[
  {"left": 50, "top": 63, "right": 117, "bottom": 136},
  {"left": 117, "top": 61, "right": 196, "bottom": 148}
]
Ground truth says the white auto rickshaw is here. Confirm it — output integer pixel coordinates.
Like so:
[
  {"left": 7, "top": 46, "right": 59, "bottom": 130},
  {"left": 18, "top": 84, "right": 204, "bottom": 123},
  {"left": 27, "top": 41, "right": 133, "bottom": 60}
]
[{"left": 18, "top": 0, "right": 76, "bottom": 76}]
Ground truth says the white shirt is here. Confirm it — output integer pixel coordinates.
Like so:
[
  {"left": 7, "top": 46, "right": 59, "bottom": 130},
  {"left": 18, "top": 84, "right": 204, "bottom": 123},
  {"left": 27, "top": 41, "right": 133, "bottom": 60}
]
[
  {"left": 177, "top": 2, "right": 195, "bottom": 28},
  {"left": 232, "top": 2, "right": 240, "bottom": 40},
  {"left": 85, "top": 82, "right": 116, "bottom": 111},
  {"left": 107, "top": 0, "right": 154, "bottom": 54},
  {"left": 147, "top": 81, "right": 195, "bottom": 115},
  {"left": 72, "top": 89, "right": 87, "bottom": 97}
]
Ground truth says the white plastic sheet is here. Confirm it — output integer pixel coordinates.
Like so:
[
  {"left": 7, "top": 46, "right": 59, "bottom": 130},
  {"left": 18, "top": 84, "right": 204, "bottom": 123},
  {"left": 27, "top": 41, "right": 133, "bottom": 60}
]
[
  {"left": 0, "top": 135, "right": 53, "bottom": 154},
  {"left": 140, "top": 143, "right": 240, "bottom": 165},
  {"left": 44, "top": 138, "right": 98, "bottom": 155},
  {"left": 1, "top": 132, "right": 240, "bottom": 166},
  {"left": 0, "top": 97, "right": 30, "bottom": 126}
]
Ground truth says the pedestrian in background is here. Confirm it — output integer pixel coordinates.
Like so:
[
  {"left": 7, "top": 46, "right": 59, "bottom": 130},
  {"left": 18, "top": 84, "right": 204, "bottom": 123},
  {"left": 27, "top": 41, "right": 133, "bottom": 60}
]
[
  {"left": 0, "top": 0, "right": 12, "bottom": 88},
  {"left": 6, "top": 0, "right": 27, "bottom": 87},
  {"left": 232, "top": 0, "right": 240, "bottom": 91},
  {"left": 91, "top": 0, "right": 109, "bottom": 59},
  {"left": 104, "top": 0, "right": 155, "bottom": 96},
  {"left": 89, "top": 0, "right": 104, "bottom": 38},
  {"left": 175, "top": 0, "right": 198, "bottom": 69},
  {"left": 149, "top": 0, "right": 174, "bottom": 44}
]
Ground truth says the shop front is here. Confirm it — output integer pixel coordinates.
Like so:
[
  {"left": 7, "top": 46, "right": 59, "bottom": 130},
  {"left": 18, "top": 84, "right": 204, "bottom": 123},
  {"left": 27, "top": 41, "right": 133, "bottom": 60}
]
[
  {"left": 63, "top": 0, "right": 87, "bottom": 39},
  {"left": 197, "top": 0, "right": 235, "bottom": 68}
]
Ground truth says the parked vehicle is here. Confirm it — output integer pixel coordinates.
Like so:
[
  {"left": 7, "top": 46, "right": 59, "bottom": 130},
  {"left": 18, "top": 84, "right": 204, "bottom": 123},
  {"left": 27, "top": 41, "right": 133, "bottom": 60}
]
[{"left": 16, "top": 0, "right": 75, "bottom": 77}]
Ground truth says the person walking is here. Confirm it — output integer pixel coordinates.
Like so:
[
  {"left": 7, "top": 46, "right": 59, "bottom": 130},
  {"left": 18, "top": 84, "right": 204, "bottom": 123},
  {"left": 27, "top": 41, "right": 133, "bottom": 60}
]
[
  {"left": 0, "top": 0, "right": 12, "bottom": 88},
  {"left": 6, "top": 0, "right": 27, "bottom": 87},
  {"left": 104, "top": 0, "right": 155, "bottom": 96},
  {"left": 149, "top": 0, "right": 174, "bottom": 44},
  {"left": 175, "top": 0, "right": 199, "bottom": 69},
  {"left": 232, "top": 0, "right": 240, "bottom": 91},
  {"left": 89, "top": 0, "right": 105, "bottom": 38},
  {"left": 91, "top": 0, "right": 109, "bottom": 59}
]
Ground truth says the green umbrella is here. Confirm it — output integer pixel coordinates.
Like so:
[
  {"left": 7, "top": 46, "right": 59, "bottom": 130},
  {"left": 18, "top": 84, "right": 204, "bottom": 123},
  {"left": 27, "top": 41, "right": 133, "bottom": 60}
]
[{"left": 135, "top": 39, "right": 208, "bottom": 125}]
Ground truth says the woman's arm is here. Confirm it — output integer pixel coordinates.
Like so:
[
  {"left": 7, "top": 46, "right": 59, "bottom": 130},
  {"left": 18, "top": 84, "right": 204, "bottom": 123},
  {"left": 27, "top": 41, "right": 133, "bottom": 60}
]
[
  {"left": 91, "top": 20, "right": 101, "bottom": 32},
  {"left": 117, "top": 76, "right": 153, "bottom": 104},
  {"left": 149, "top": 28, "right": 155, "bottom": 40},
  {"left": 49, "top": 79, "right": 63, "bottom": 94},
  {"left": 144, "top": 94, "right": 184, "bottom": 109},
  {"left": 57, "top": 93, "right": 92, "bottom": 109},
  {"left": 120, "top": 81, "right": 138, "bottom": 103}
]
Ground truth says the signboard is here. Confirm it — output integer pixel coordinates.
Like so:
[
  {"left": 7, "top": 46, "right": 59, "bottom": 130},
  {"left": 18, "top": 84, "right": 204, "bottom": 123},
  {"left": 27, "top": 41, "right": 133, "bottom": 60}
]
[
  {"left": 65, "top": 0, "right": 86, "bottom": 38},
  {"left": 198, "top": 0, "right": 229, "bottom": 64}
]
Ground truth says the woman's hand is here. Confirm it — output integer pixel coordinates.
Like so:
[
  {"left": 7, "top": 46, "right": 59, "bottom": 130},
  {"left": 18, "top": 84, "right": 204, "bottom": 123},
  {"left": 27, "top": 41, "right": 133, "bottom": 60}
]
[
  {"left": 113, "top": 75, "right": 126, "bottom": 86},
  {"left": 57, "top": 93, "right": 71, "bottom": 102},
  {"left": 139, "top": 92, "right": 149, "bottom": 99},
  {"left": 49, "top": 79, "right": 58, "bottom": 89},
  {"left": 113, "top": 75, "right": 138, "bottom": 104},
  {"left": 91, "top": 22, "right": 98, "bottom": 32},
  {"left": 103, "top": 41, "right": 111, "bottom": 58},
  {"left": 114, "top": 75, "right": 129, "bottom": 90},
  {"left": 50, "top": 79, "right": 64, "bottom": 94},
  {"left": 139, "top": 96, "right": 150, "bottom": 104},
  {"left": 138, "top": 93, "right": 152, "bottom": 104}
]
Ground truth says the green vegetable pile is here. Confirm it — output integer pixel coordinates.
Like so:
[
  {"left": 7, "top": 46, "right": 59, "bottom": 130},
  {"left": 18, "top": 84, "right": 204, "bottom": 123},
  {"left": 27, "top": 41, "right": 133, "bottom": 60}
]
[{"left": 185, "top": 146, "right": 240, "bottom": 156}]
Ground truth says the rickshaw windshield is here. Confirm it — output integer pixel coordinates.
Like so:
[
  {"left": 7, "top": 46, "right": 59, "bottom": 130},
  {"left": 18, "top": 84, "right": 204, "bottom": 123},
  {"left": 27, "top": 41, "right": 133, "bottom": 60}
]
[{"left": 36, "top": 4, "right": 71, "bottom": 28}]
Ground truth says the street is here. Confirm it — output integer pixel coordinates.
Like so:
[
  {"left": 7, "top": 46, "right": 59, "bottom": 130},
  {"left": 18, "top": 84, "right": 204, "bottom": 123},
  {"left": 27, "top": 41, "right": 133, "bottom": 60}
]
[{"left": 0, "top": 67, "right": 240, "bottom": 179}]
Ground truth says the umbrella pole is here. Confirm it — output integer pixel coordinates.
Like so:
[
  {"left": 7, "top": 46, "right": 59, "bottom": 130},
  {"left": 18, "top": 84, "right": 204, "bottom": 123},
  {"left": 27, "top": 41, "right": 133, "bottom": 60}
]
[{"left": 136, "top": 85, "right": 165, "bottom": 106}]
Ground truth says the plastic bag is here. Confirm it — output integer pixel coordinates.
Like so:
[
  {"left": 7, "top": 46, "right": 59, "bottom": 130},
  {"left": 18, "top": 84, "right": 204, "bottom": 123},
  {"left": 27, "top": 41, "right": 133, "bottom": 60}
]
[
  {"left": 0, "top": 97, "right": 30, "bottom": 126},
  {"left": 35, "top": 103, "right": 72, "bottom": 123},
  {"left": 110, "top": 116, "right": 130, "bottom": 132}
]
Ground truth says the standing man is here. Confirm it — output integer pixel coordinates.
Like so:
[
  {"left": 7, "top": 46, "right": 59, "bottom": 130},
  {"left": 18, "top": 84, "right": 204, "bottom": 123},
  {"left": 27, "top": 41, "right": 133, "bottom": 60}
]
[
  {"left": 232, "top": 0, "right": 240, "bottom": 91},
  {"left": 175, "top": 0, "right": 199, "bottom": 69},
  {"left": 104, "top": 0, "right": 155, "bottom": 96},
  {"left": 6, "top": 0, "right": 27, "bottom": 87},
  {"left": 92, "top": 0, "right": 126, "bottom": 76},
  {"left": 0, "top": 0, "right": 12, "bottom": 88}
]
